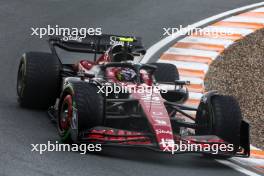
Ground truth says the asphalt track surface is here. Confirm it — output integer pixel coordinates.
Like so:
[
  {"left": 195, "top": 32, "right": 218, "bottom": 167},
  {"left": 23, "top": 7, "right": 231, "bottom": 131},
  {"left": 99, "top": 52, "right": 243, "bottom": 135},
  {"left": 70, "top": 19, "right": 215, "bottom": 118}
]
[{"left": 0, "top": 1, "right": 262, "bottom": 176}]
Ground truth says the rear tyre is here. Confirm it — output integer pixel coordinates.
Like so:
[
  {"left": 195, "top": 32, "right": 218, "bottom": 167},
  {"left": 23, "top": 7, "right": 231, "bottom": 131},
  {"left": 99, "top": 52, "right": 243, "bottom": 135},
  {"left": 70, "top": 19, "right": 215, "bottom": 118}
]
[
  {"left": 17, "top": 52, "right": 61, "bottom": 109},
  {"left": 196, "top": 95, "right": 242, "bottom": 158},
  {"left": 58, "top": 82, "right": 104, "bottom": 143}
]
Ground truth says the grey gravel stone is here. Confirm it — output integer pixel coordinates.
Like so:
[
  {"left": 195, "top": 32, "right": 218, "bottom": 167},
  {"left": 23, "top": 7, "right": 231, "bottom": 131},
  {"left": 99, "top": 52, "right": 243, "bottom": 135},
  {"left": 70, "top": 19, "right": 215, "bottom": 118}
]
[{"left": 205, "top": 29, "right": 264, "bottom": 149}]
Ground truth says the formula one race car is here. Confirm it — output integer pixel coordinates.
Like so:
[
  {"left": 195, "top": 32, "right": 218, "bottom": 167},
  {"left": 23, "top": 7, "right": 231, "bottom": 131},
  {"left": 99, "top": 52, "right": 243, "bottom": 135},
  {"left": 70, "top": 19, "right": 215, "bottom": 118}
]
[{"left": 17, "top": 34, "right": 250, "bottom": 158}]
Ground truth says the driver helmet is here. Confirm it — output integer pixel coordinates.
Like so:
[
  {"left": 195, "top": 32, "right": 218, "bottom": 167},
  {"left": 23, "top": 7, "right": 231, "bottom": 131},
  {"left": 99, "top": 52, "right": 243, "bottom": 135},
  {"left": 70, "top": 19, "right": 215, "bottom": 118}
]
[{"left": 115, "top": 68, "right": 136, "bottom": 82}]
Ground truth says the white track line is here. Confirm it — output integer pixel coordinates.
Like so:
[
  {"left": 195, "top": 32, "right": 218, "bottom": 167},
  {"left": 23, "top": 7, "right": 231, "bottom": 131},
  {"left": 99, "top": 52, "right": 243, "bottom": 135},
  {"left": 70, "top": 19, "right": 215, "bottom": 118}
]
[
  {"left": 216, "top": 159, "right": 262, "bottom": 176},
  {"left": 159, "top": 59, "right": 209, "bottom": 72},
  {"left": 188, "top": 92, "right": 203, "bottom": 100},
  {"left": 252, "top": 7, "right": 264, "bottom": 12},
  {"left": 232, "top": 158, "right": 264, "bottom": 166},
  {"left": 165, "top": 47, "right": 219, "bottom": 58},
  {"left": 251, "top": 145, "right": 262, "bottom": 151},
  {"left": 203, "top": 26, "right": 254, "bottom": 36},
  {"left": 141, "top": 1, "right": 264, "bottom": 63},
  {"left": 180, "top": 76, "right": 204, "bottom": 84},
  {"left": 223, "top": 16, "right": 264, "bottom": 24},
  {"left": 179, "top": 36, "right": 233, "bottom": 47}
]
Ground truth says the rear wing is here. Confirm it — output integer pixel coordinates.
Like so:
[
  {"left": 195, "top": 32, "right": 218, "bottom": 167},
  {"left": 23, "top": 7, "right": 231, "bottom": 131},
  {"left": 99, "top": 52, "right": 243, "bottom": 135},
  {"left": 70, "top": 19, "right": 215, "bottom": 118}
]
[{"left": 48, "top": 34, "right": 145, "bottom": 54}]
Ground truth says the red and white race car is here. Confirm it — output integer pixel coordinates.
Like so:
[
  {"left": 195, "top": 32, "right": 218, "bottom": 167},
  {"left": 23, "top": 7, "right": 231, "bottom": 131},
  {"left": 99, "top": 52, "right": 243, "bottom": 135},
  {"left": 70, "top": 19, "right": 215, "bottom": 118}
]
[{"left": 17, "top": 34, "right": 250, "bottom": 158}]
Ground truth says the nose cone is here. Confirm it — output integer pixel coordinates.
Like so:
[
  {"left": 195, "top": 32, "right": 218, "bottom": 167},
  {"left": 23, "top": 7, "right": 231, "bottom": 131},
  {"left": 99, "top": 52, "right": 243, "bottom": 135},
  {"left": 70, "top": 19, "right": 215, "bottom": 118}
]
[
  {"left": 158, "top": 138, "right": 175, "bottom": 152},
  {"left": 153, "top": 127, "right": 174, "bottom": 151}
]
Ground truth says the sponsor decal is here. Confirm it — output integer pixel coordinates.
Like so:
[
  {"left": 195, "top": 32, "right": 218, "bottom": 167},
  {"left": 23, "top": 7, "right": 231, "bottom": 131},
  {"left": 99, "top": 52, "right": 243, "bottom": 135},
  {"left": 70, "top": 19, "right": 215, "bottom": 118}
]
[
  {"left": 109, "top": 36, "right": 135, "bottom": 45},
  {"left": 154, "top": 119, "right": 167, "bottom": 126},
  {"left": 152, "top": 111, "right": 167, "bottom": 118},
  {"left": 155, "top": 129, "right": 173, "bottom": 135},
  {"left": 110, "top": 36, "right": 125, "bottom": 45}
]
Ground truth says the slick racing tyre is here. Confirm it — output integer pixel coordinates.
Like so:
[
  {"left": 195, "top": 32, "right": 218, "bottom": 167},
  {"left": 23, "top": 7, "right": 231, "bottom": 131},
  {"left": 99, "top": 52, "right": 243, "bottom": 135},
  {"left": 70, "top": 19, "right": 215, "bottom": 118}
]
[
  {"left": 196, "top": 95, "right": 242, "bottom": 158},
  {"left": 17, "top": 52, "right": 61, "bottom": 109},
  {"left": 58, "top": 82, "right": 104, "bottom": 143},
  {"left": 150, "top": 62, "right": 179, "bottom": 82}
]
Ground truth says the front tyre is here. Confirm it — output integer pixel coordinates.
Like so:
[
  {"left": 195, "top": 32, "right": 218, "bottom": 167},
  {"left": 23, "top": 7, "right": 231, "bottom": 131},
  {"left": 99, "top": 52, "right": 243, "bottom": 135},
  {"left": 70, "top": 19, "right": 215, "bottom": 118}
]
[
  {"left": 57, "top": 82, "right": 104, "bottom": 143},
  {"left": 196, "top": 94, "right": 242, "bottom": 158}
]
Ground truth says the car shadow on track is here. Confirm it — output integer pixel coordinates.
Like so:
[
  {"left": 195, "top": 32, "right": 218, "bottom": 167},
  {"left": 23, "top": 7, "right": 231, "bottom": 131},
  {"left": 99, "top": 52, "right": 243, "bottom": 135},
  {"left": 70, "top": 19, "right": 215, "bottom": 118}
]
[{"left": 91, "top": 146, "right": 225, "bottom": 169}]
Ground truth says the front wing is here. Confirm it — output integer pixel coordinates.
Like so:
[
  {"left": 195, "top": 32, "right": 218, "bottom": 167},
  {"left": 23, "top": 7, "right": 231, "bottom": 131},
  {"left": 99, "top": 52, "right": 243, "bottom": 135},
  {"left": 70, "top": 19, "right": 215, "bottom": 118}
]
[{"left": 79, "top": 125, "right": 250, "bottom": 157}]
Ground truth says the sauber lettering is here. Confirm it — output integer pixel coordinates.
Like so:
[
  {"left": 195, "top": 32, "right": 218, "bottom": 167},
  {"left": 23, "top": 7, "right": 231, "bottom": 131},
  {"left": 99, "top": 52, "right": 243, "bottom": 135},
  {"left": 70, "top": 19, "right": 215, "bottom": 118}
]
[
  {"left": 155, "top": 129, "right": 173, "bottom": 135},
  {"left": 110, "top": 36, "right": 124, "bottom": 45}
]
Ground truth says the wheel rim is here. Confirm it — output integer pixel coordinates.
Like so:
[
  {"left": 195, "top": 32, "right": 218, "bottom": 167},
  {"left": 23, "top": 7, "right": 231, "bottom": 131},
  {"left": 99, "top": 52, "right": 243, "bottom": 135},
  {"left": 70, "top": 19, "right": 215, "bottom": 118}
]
[
  {"left": 17, "top": 62, "right": 25, "bottom": 97},
  {"left": 59, "top": 95, "right": 73, "bottom": 133}
]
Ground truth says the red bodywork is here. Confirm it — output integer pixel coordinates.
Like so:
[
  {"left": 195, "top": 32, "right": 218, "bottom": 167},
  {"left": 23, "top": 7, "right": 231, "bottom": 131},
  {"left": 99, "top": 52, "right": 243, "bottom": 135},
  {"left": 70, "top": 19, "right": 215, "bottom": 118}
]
[{"left": 75, "top": 58, "right": 227, "bottom": 152}]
